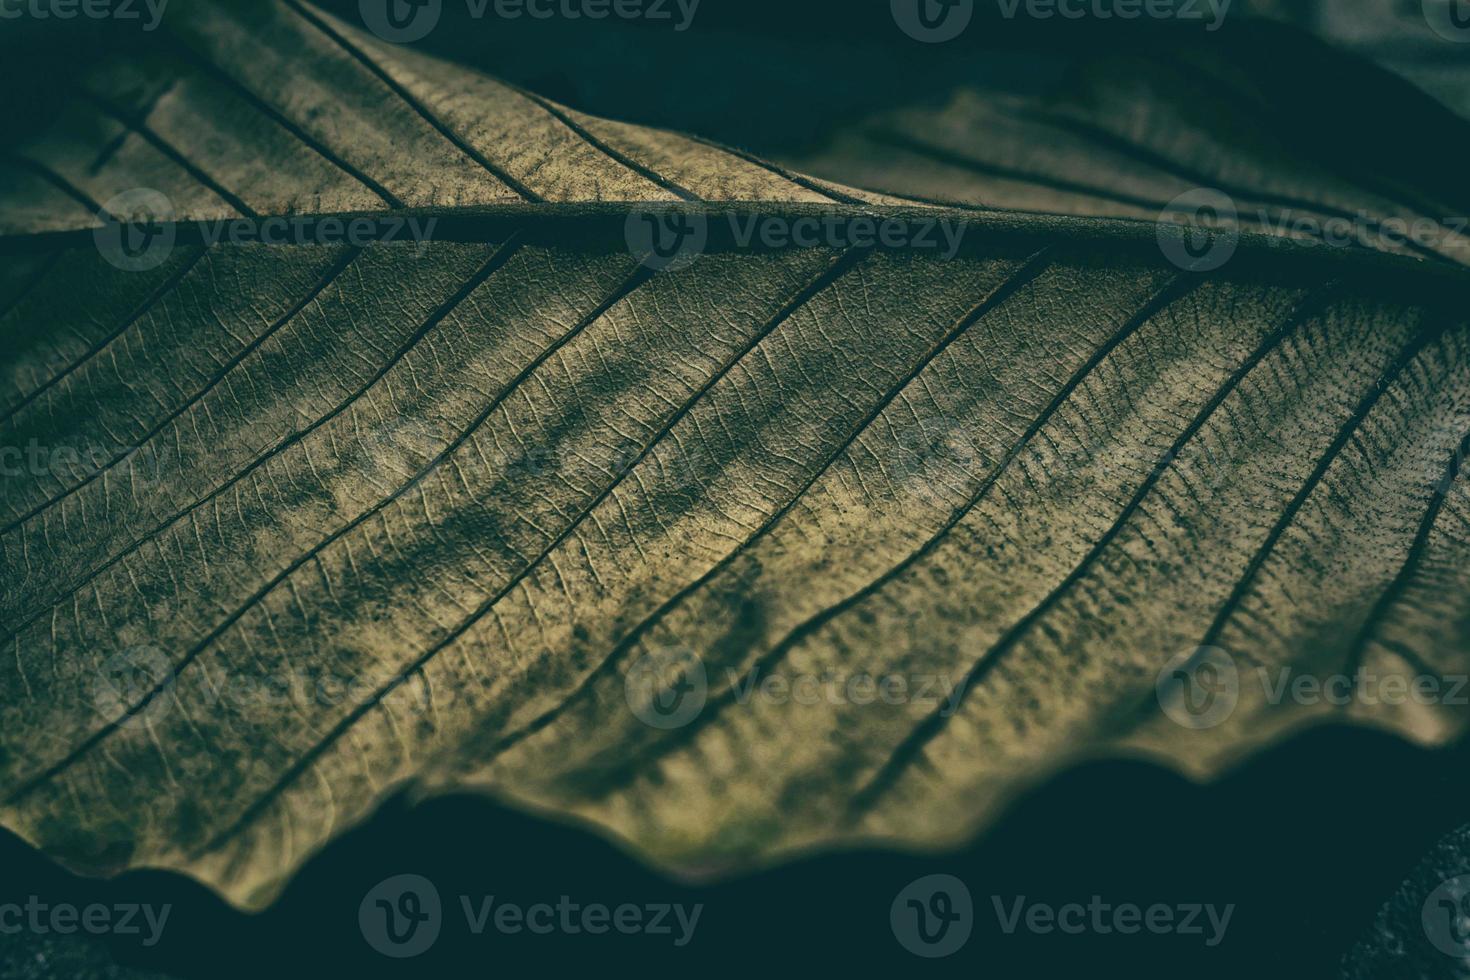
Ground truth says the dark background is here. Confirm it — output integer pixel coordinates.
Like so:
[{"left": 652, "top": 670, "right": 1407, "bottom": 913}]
[
  {"left": 3, "top": 724, "right": 1470, "bottom": 978},
  {"left": 4, "top": 1, "right": 1470, "bottom": 977}
]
